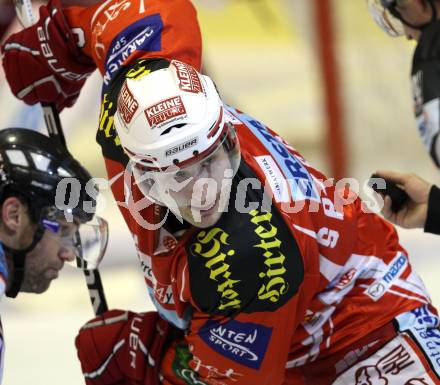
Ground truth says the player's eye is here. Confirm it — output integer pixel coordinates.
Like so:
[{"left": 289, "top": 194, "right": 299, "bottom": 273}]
[{"left": 60, "top": 225, "right": 73, "bottom": 237}]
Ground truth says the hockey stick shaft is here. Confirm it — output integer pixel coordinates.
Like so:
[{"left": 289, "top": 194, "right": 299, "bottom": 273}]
[{"left": 13, "top": 0, "right": 108, "bottom": 316}]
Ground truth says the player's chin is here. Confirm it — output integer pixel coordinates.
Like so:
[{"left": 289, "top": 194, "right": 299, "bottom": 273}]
[
  {"left": 190, "top": 210, "right": 223, "bottom": 228},
  {"left": 34, "top": 284, "right": 51, "bottom": 294},
  {"left": 20, "top": 272, "right": 54, "bottom": 294},
  {"left": 45, "top": 267, "right": 60, "bottom": 280},
  {"left": 24, "top": 279, "right": 52, "bottom": 294},
  {"left": 34, "top": 270, "right": 59, "bottom": 293}
]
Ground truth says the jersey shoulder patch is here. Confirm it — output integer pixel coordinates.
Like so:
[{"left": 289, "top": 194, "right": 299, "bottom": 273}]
[{"left": 186, "top": 161, "right": 304, "bottom": 315}]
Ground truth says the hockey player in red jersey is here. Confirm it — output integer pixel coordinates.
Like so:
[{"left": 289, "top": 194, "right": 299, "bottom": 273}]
[
  {"left": 2, "top": 1, "right": 440, "bottom": 384},
  {"left": 74, "top": 57, "right": 440, "bottom": 385}
]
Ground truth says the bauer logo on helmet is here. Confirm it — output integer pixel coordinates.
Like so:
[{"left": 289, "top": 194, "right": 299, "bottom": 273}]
[{"left": 165, "top": 137, "right": 198, "bottom": 157}]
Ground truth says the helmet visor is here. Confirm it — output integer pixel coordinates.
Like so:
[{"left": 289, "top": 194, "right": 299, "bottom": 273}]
[
  {"left": 367, "top": 0, "right": 405, "bottom": 37},
  {"left": 72, "top": 216, "right": 109, "bottom": 270},
  {"left": 133, "top": 123, "right": 240, "bottom": 213},
  {"left": 40, "top": 209, "right": 109, "bottom": 270}
]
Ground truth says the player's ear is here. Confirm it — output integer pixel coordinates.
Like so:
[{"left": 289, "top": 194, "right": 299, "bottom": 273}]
[{"left": 1, "top": 197, "right": 23, "bottom": 233}]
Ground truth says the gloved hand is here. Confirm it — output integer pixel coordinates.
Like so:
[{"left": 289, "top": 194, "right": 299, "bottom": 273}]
[
  {"left": 75, "top": 309, "right": 172, "bottom": 385},
  {"left": 1, "top": 0, "right": 96, "bottom": 111}
]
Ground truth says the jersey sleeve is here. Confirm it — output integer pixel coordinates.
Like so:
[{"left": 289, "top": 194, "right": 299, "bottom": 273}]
[{"left": 63, "top": 0, "right": 202, "bottom": 88}]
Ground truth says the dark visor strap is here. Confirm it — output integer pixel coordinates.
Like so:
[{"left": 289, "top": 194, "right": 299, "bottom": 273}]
[{"left": 4, "top": 226, "right": 45, "bottom": 298}]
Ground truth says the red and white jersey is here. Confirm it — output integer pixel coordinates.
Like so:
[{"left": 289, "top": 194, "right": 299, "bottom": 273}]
[
  {"left": 97, "top": 88, "right": 432, "bottom": 384},
  {"left": 63, "top": 0, "right": 202, "bottom": 90},
  {"left": 60, "top": 2, "right": 434, "bottom": 383}
]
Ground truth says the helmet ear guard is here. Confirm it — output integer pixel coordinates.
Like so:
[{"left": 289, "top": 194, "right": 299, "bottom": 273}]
[{"left": 222, "top": 122, "right": 238, "bottom": 152}]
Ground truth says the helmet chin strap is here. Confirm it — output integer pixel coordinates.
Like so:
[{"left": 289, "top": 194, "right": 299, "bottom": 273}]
[
  {"left": 394, "top": 0, "right": 437, "bottom": 31},
  {"left": 3, "top": 225, "right": 45, "bottom": 298}
]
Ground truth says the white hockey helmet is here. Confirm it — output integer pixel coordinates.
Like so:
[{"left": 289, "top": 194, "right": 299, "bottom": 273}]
[
  {"left": 114, "top": 60, "right": 229, "bottom": 170},
  {"left": 114, "top": 60, "right": 240, "bottom": 220}
]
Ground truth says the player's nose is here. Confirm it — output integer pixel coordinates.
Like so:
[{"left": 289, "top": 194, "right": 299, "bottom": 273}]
[{"left": 58, "top": 247, "right": 75, "bottom": 262}]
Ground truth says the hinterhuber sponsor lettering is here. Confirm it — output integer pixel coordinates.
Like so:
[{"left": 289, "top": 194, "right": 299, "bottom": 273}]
[
  {"left": 190, "top": 228, "right": 241, "bottom": 311},
  {"left": 249, "top": 209, "right": 289, "bottom": 303}
]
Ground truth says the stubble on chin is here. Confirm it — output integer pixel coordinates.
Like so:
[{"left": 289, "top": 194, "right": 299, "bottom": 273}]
[{"left": 20, "top": 271, "right": 52, "bottom": 294}]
